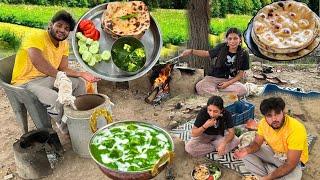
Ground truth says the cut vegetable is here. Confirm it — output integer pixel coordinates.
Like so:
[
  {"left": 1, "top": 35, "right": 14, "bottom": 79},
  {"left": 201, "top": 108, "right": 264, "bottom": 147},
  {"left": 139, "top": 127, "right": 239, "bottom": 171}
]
[
  {"left": 123, "top": 44, "right": 131, "bottom": 52},
  {"left": 101, "top": 50, "right": 111, "bottom": 61},
  {"left": 78, "top": 40, "right": 87, "bottom": 48},
  {"left": 89, "top": 41, "right": 99, "bottom": 54},
  {"left": 79, "top": 45, "right": 88, "bottom": 55},
  {"left": 93, "top": 30, "right": 100, "bottom": 41},
  {"left": 92, "top": 54, "right": 102, "bottom": 63},
  {"left": 76, "top": 32, "right": 87, "bottom": 41},
  {"left": 79, "top": 20, "right": 92, "bottom": 31},
  {"left": 82, "top": 51, "right": 92, "bottom": 62},
  {"left": 88, "top": 58, "right": 96, "bottom": 66},
  {"left": 86, "top": 38, "right": 94, "bottom": 45}
]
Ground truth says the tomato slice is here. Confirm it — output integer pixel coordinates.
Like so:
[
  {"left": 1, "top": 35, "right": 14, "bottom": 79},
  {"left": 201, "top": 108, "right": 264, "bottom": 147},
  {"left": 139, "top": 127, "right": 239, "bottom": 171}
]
[
  {"left": 83, "top": 25, "right": 95, "bottom": 35},
  {"left": 93, "top": 30, "right": 100, "bottom": 41},
  {"left": 85, "top": 29, "right": 96, "bottom": 39},
  {"left": 79, "top": 20, "right": 91, "bottom": 30}
]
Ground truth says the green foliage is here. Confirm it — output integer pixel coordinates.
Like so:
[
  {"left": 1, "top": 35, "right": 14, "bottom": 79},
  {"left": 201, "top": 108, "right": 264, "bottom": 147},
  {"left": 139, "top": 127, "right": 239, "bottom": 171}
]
[
  {"left": 0, "top": 30, "right": 21, "bottom": 50},
  {"left": 252, "top": 0, "right": 262, "bottom": 14},
  {"left": 219, "top": 0, "right": 228, "bottom": 18},
  {"left": 0, "top": 3, "right": 88, "bottom": 28},
  {"left": 0, "top": 4, "right": 253, "bottom": 46},
  {"left": 151, "top": 9, "right": 189, "bottom": 45},
  {"left": 261, "top": 0, "right": 272, "bottom": 6},
  {"left": 0, "top": 0, "right": 187, "bottom": 9},
  {"left": 209, "top": 14, "right": 252, "bottom": 35},
  {"left": 210, "top": 0, "right": 222, "bottom": 18},
  {"left": 228, "top": 0, "right": 242, "bottom": 14},
  {"left": 241, "top": 0, "right": 255, "bottom": 14}
]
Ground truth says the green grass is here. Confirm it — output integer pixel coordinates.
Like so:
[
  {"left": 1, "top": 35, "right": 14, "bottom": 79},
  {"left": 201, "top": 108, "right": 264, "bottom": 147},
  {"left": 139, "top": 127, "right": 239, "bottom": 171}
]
[
  {"left": 210, "top": 14, "right": 253, "bottom": 35},
  {"left": 0, "top": 3, "right": 253, "bottom": 47},
  {"left": 0, "top": 3, "right": 88, "bottom": 28},
  {"left": 151, "top": 9, "right": 189, "bottom": 45}
]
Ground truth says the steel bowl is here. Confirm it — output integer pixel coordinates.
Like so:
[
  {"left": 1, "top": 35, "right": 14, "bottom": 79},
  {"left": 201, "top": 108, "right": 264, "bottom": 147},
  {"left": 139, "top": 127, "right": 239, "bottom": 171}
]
[
  {"left": 88, "top": 120, "right": 175, "bottom": 180},
  {"left": 111, "top": 36, "right": 146, "bottom": 75},
  {"left": 71, "top": 3, "right": 162, "bottom": 82}
]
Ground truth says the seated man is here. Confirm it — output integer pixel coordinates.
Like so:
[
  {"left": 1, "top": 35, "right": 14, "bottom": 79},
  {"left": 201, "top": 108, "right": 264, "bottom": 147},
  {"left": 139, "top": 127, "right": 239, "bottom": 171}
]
[
  {"left": 11, "top": 10, "right": 99, "bottom": 134},
  {"left": 234, "top": 97, "right": 308, "bottom": 180},
  {"left": 185, "top": 95, "right": 239, "bottom": 157}
]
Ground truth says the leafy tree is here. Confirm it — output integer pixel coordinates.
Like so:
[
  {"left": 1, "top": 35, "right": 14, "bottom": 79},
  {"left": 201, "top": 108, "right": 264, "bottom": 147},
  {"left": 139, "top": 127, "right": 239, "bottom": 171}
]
[{"left": 210, "top": 0, "right": 222, "bottom": 18}]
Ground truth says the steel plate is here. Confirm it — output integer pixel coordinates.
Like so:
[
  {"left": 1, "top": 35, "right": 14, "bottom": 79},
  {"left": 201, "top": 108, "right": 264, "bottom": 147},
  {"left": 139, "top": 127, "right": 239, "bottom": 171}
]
[{"left": 71, "top": 3, "right": 162, "bottom": 81}]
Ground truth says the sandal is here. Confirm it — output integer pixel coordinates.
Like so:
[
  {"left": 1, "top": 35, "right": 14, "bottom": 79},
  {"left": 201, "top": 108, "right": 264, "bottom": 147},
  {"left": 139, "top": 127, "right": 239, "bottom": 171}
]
[
  {"left": 253, "top": 73, "right": 267, "bottom": 80},
  {"left": 266, "top": 77, "right": 287, "bottom": 84}
]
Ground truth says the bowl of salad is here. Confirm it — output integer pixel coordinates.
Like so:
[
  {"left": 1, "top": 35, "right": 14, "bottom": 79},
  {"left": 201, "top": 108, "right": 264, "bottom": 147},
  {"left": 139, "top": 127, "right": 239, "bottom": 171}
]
[{"left": 111, "top": 36, "right": 146, "bottom": 75}]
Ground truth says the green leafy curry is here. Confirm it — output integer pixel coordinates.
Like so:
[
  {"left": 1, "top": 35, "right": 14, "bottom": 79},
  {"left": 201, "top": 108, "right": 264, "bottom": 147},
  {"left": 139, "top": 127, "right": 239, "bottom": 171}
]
[
  {"left": 90, "top": 123, "right": 173, "bottom": 172},
  {"left": 111, "top": 40, "right": 146, "bottom": 72}
]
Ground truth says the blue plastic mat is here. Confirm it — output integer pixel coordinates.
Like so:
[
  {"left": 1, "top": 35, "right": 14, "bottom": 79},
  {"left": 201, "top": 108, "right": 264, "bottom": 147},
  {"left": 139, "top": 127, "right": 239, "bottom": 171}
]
[
  {"left": 171, "top": 119, "right": 317, "bottom": 175},
  {"left": 262, "top": 84, "right": 320, "bottom": 99}
]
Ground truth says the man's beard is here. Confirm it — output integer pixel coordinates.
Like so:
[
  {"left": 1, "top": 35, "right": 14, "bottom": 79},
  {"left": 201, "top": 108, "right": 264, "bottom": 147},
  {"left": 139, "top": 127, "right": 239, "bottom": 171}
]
[
  {"left": 49, "top": 29, "right": 68, "bottom": 41},
  {"left": 269, "top": 117, "right": 285, "bottom": 129}
]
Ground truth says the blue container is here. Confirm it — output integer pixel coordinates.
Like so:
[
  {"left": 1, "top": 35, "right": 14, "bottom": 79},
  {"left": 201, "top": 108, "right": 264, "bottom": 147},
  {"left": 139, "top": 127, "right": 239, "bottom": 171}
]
[{"left": 225, "top": 100, "right": 255, "bottom": 126}]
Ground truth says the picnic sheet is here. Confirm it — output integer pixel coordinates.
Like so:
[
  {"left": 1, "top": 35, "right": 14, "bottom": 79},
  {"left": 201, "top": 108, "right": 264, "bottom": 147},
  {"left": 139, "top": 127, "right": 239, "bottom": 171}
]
[{"left": 171, "top": 119, "right": 317, "bottom": 175}]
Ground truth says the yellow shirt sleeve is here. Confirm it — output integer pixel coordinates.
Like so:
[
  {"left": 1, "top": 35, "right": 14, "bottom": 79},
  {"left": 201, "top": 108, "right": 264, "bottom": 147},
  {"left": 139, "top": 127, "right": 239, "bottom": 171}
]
[
  {"left": 23, "top": 33, "right": 45, "bottom": 51},
  {"left": 257, "top": 118, "right": 265, "bottom": 136},
  {"left": 287, "top": 125, "right": 307, "bottom": 150}
]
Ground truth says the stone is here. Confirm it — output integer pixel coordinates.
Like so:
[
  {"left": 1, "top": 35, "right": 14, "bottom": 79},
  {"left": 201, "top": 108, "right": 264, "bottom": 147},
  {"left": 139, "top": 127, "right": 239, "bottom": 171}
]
[
  {"left": 174, "top": 102, "right": 183, "bottom": 109},
  {"left": 4, "top": 174, "right": 13, "bottom": 180},
  {"left": 167, "top": 120, "right": 179, "bottom": 130}
]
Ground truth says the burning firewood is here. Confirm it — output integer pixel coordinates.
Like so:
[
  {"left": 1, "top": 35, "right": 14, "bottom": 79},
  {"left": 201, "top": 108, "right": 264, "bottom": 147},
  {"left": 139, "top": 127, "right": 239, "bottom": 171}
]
[{"left": 146, "top": 64, "right": 174, "bottom": 105}]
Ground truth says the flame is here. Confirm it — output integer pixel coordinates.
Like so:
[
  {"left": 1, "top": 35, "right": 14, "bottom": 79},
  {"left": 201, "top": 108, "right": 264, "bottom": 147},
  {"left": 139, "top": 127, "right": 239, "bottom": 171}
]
[{"left": 153, "top": 64, "right": 173, "bottom": 88}]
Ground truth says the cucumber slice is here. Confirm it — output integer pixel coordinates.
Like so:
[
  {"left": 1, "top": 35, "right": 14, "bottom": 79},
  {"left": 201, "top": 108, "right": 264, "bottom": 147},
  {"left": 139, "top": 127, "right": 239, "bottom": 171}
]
[
  {"left": 101, "top": 50, "right": 111, "bottom": 61},
  {"left": 79, "top": 46, "right": 88, "bottom": 55},
  {"left": 76, "top": 32, "right": 87, "bottom": 41},
  {"left": 93, "top": 54, "right": 102, "bottom": 63},
  {"left": 78, "top": 40, "right": 87, "bottom": 47},
  {"left": 82, "top": 51, "right": 92, "bottom": 62},
  {"left": 89, "top": 41, "right": 100, "bottom": 54},
  {"left": 88, "top": 58, "right": 96, "bottom": 66},
  {"left": 86, "top": 38, "right": 94, "bottom": 45}
]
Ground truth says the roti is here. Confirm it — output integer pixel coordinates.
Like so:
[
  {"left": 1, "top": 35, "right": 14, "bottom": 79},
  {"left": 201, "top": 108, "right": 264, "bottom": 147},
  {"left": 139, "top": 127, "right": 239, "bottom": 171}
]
[
  {"left": 258, "top": 34, "right": 320, "bottom": 60},
  {"left": 101, "top": 1, "right": 150, "bottom": 38},
  {"left": 252, "top": 0, "right": 317, "bottom": 53}
]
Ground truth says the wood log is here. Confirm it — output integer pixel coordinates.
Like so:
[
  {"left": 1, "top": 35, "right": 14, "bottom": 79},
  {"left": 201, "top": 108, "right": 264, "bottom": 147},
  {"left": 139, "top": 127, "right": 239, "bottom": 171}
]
[{"left": 145, "top": 88, "right": 159, "bottom": 103}]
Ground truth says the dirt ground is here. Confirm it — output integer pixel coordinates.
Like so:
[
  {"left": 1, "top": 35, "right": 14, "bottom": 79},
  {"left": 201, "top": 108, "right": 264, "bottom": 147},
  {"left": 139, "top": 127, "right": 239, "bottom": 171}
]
[{"left": 0, "top": 67, "right": 320, "bottom": 180}]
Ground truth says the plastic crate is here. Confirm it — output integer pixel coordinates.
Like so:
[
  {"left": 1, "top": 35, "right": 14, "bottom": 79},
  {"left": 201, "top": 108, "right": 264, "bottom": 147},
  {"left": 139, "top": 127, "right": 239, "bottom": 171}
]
[{"left": 225, "top": 100, "right": 255, "bottom": 126}]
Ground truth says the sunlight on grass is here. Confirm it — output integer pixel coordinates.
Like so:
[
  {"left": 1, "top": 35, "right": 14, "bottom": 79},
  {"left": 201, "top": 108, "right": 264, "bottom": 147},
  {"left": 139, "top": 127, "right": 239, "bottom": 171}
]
[{"left": 0, "top": 22, "right": 44, "bottom": 38}]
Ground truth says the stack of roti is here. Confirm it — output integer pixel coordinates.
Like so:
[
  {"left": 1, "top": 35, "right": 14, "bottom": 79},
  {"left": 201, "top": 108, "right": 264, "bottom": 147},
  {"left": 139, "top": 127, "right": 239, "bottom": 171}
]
[
  {"left": 251, "top": 0, "right": 320, "bottom": 60},
  {"left": 101, "top": 1, "right": 150, "bottom": 38}
]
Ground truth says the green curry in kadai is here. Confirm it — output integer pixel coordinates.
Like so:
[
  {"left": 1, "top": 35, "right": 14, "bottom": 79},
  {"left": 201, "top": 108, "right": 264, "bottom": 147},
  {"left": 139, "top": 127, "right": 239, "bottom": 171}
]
[{"left": 90, "top": 123, "right": 173, "bottom": 172}]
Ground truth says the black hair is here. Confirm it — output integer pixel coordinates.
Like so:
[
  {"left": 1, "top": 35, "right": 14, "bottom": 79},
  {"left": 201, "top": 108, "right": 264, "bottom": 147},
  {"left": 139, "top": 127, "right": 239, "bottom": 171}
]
[
  {"left": 226, "top": 27, "right": 242, "bottom": 39},
  {"left": 207, "top": 96, "right": 224, "bottom": 110},
  {"left": 260, "top": 97, "right": 286, "bottom": 115},
  {"left": 51, "top": 10, "right": 76, "bottom": 31},
  {"left": 225, "top": 27, "right": 242, "bottom": 45}
]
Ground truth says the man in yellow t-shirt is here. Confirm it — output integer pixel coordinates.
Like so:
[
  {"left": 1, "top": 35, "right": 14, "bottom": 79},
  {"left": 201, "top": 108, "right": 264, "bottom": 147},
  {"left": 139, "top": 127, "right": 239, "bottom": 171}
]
[
  {"left": 11, "top": 10, "right": 99, "bottom": 134},
  {"left": 234, "top": 97, "right": 308, "bottom": 180}
]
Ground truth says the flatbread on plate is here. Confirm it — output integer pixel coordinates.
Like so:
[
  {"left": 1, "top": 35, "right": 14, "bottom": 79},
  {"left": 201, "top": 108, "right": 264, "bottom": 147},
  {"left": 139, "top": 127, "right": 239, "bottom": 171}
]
[
  {"left": 101, "top": 1, "right": 150, "bottom": 38},
  {"left": 258, "top": 34, "right": 320, "bottom": 60},
  {"left": 252, "top": 0, "right": 317, "bottom": 53}
]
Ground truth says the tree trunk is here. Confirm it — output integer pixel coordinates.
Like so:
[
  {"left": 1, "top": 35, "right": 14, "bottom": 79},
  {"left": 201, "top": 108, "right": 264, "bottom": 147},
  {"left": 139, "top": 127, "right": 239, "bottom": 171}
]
[{"left": 186, "top": 0, "right": 210, "bottom": 75}]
